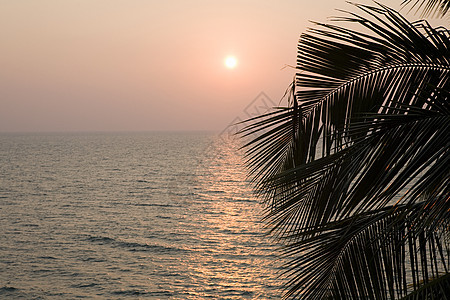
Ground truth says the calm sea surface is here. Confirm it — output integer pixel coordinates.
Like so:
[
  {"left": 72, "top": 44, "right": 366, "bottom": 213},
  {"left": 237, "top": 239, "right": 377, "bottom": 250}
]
[{"left": 0, "top": 132, "right": 282, "bottom": 299}]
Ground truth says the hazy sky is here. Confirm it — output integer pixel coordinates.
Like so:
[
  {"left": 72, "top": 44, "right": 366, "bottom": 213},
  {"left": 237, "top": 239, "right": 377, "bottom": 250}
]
[{"left": 0, "top": 0, "right": 441, "bottom": 132}]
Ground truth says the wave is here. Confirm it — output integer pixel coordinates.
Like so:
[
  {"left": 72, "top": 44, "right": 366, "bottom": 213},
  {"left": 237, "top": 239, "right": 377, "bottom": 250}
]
[
  {"left": 70, "top": 282, "right": 99, "bottom": 288},
  {"left": 85, "top": 235, "right": 115, "bottom": 243},
  {"left": 37, "top": 256, "right": 57, "bottom": 260},
  {"left": 136, "top": 179, "right": 149, "bottom": 183},
  {"left": 111, "top": 289, "right": 150, "bottom": 296},
  {"left": 0, "top": 286, "right": 18, "bottom": 292},
  {"left": 84, "top": 235, "right": 189, "bottom": 253},
  {"left": 133, "top": 203, "right": 173, "bottom": 207}
]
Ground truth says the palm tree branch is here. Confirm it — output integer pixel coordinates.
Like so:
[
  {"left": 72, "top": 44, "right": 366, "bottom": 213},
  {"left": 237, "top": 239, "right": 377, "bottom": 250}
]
[
  {"left": 261, "top": 106, "right": 449, "bottom": 235},
  {"left": 296, "top": 63, "right": 449, "bottom": 116},
  {"left": 279, "top": 200, "right": 450, "bottom": 299}
]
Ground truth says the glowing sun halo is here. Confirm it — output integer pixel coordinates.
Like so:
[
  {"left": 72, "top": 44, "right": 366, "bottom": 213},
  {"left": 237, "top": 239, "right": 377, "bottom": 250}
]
[{"left": 225, "top": 56, "right": 237, "bottom": 69}]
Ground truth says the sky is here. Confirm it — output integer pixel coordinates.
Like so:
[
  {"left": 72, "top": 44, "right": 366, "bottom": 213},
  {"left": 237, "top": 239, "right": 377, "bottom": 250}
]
[{"left": 0, "top": 0, "right": 443, "bottom": 132}]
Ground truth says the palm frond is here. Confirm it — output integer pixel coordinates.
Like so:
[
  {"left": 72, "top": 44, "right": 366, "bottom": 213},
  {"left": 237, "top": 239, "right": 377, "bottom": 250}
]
[
  {"left": 240, "top": 3, "right": 450, "bottom": 299},
  {"left": 402, "top": 0, "right": 450, "bottom": 18},
  {"left": 280, "top": 200, "right": 450, "bottom": 299}
]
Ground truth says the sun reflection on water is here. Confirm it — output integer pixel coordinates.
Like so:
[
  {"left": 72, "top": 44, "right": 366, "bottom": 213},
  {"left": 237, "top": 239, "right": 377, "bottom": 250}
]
[{"left": 175, "top": 137, "right": 282, "bottom": 299}]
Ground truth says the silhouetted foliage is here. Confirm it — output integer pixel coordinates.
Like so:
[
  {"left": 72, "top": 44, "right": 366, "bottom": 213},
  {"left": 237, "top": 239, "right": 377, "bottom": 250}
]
[
  {"left": 402, "top": 0, "right": 450, "bottom": 17},
  {"left": 240, "top": 3, "right": 449, "bottom": 299}
]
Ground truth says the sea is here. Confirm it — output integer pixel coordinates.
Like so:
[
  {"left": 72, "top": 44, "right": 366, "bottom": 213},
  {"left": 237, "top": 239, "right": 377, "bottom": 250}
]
[{"left": 0, "top": 132, "right": 283, "bottom": 299}]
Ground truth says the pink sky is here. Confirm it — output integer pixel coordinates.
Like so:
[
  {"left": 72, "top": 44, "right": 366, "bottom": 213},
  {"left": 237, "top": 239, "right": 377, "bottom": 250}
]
[{"left": 0, "top": 0, "right": 439, "bottom": 132}]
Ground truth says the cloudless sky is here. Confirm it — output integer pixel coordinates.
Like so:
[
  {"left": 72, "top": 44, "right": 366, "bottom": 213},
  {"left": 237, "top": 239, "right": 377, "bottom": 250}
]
[{"left": 0, "top": 0, "right": 443, "bottom": 132}]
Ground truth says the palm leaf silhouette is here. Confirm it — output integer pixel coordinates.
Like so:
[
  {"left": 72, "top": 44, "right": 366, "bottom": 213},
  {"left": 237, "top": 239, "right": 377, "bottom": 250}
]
[
  {"left": 402, "top": 0, "right": 450, "bottom": 17},
  {"left": 240, "top": 3, "right": 449, "bottom": 299}
]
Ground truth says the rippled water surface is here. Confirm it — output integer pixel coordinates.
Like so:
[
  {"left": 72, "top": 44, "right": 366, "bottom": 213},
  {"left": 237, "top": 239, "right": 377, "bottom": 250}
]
[{"left": 0, "top": 132, "right": 282, "bottom": 299}]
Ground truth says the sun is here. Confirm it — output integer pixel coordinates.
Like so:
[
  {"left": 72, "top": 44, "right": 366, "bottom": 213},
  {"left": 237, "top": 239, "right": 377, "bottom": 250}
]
[{"left": 225, "top": 56, "right": 237, "bottom": 69}]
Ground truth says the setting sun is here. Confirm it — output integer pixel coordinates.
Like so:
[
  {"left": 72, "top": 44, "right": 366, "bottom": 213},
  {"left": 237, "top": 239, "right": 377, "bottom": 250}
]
[{"left": 225, "top": 56, "right": 237, "bottom": 69}]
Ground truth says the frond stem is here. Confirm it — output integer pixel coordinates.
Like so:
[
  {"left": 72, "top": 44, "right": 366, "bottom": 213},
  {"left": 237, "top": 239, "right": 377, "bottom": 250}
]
[{"left": 296, "top": 63, "right": 450, "bottom": 114}]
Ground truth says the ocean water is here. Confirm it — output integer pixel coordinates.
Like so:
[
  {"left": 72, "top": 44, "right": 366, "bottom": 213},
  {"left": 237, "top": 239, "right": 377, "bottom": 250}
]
[{"left": 0, "top": 132, "right": 282, "bottom": 299}]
